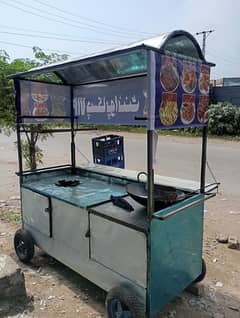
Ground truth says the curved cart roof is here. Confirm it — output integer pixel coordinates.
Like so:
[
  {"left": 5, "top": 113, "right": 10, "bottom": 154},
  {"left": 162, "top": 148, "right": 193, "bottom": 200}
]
[{"left": 11, "top": 30, "right": 214, "bottom": 85}]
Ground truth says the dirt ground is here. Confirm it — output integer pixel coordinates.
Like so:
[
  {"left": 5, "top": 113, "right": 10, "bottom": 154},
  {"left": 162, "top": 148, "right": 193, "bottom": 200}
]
[
  {"left": 0, "top": 193, "right": 240, "bottom": 318},
  {"left": 0, "top": 133, "right": 240, "bottom": 317}
]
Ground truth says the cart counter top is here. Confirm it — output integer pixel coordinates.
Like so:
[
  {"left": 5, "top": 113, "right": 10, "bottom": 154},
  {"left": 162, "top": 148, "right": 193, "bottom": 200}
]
[
  {"left": 22, "top": 170, "right": 127, "bottom": 209},
  {"left": 22, "top": 167, "right": 148, "bottom": 233},
  {"left": 21, "top": 165, "right": 202, "bottom": 234},
  {"left": 89, "top": 195, "right": 148, "bottom": 233}
]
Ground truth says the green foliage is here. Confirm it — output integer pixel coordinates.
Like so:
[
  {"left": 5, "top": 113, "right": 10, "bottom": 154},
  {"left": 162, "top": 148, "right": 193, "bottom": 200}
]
[
  {"left": 31, "top": 47, "right": 68, "bottom": 83},
  {"left": 22, "top": 140, "right": 43, "bottom": 169},
  {"left": 0, "top": 50, "right": 36, "bottom": 130},
  {"left": 0, "top": 47, "right": 68, "bottom": 130},
  {"left": 32, "top": 47, "right": 68, "bottom": 66},
  {"left": 0, "top": 47, "right": 68, "bottom": 169},
  {"left": 208, "top": 102, "right": 240, "bottom": 135}
]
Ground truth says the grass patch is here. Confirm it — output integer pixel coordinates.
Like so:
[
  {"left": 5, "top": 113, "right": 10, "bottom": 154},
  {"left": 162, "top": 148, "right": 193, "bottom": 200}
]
[
  {"left": 0, "top": 209, "right": 21, "bottom": 224},
  {"left": 89, "top": 125, "right": 240, "bottom": 141}
]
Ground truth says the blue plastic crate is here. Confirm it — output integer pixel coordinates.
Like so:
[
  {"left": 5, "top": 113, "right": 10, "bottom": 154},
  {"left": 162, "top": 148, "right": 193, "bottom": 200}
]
[{"left": 92, "top": 135, "right": 125, "bottom": 168}]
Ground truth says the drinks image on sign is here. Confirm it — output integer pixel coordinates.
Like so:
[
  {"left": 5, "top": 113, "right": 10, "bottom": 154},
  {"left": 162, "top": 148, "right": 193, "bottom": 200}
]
[
  {"left": 31, "top": 82, "right": 49, "bottom": 103},
  {"left": 180, "top": 94, "right": 195, "bottom": 124},
  {"left": 160, "top": 56, "right": 179, "bottom": 92},
  {"left": 181, "top": 62, "right": 197, "bottom": 93},
  {"left": 159, "top": 93, "right": 178, "bottom": 126},
  {"left": 31, "top": 83, "right": 49, "bottom": 120},
  {"left": 32, "top": 102, "right": 49, "bottom": 117},
  {"left": 51, "top": 95, "right": 66, "bottom": 121}
]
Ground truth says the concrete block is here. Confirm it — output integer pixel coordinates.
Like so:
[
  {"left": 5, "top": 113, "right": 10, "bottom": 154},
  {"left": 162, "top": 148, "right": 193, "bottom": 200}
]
[
  {"left": 228, "top": 236, "right": 239, "bottom": 250},
  {"left": 216, "top": 234, "right": 228, "bottom": 244},
  {"left": 0, "top": 254, "right": 26, "bottom": 300}
]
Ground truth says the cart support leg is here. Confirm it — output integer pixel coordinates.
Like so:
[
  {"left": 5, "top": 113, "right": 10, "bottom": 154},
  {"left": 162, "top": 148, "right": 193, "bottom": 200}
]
[
  {"left": 14, "top": 79, "right": 23, "bottom": 185},
  {"left": 70, "top": 86, "right": 76, "bottom": 174},
  {"left": 200, "top": 126, "right": 208, "bottom": 193},
  {"left": 147, "top": 130, "right": 154, "bottom": 217}
]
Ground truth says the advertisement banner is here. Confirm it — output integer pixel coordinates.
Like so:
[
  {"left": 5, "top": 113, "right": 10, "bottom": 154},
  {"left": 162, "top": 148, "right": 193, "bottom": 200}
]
[
  {"left": 155, "top": 54, "right": 210, "bottom": 129},
  {"left": 73, "top": 76, "right": 148, "bottom": 125},
  {"left": 19, "top": 80, "right": 71, "bottom": 123}
]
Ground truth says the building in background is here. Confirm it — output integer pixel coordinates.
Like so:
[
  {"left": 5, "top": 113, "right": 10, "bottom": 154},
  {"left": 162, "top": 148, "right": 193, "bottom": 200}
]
[{"left": 211, "top": 77, "right": 240, "bottom": 105}]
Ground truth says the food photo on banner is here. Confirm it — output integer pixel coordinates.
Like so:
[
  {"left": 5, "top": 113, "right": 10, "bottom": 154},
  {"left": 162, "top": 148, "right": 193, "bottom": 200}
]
[
  {"left": 155, "top": 53, "right": 210, "bottom": 129},
  {"left": 19, "top": 80, "right": 71, "bottom": 123}
]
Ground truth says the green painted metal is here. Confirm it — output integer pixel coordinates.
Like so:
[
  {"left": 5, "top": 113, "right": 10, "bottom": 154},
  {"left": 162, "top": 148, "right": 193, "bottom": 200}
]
[{"left": 148, "top": 194, "right": 204, "bottom": 318}]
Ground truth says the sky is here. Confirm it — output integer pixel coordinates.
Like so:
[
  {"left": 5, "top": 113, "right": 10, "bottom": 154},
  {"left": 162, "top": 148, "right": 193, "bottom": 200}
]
[{"left": 0, "top": 0, "right": 239, "bottom": 79}]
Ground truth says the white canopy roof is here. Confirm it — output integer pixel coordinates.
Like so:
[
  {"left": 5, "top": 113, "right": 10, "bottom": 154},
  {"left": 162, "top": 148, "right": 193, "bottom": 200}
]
[{"left": 11, "top": 30, "right": 212, "bottom": 85}]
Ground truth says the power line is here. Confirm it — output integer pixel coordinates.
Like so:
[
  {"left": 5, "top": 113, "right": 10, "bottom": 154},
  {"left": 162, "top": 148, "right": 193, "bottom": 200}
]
[
  {"left": 196, "top": 31, "right": 239, "bottom": 76},
  {"left": 207, "top": 50, "right": 240, "bottom": 65},
  {"left": 32, "top": 0, "right": 155, "bottom": 37},
  {"left": 21, "top": 0, "right": 135, "bottom": 38},
  {"left": 208, "top": 50, "right": 240, "bottom": 64},
  {"left": 0, "top": 40, "right": 79, "bottom": 55},
  {"left": 0, "top": 24, "right": 124, "bottom": 45},
  {"left": 0, "top": 30, "right": 123, "bottom": 45},
  {"left": 0, "top": 0, "right": 137, "bottom": 40}
]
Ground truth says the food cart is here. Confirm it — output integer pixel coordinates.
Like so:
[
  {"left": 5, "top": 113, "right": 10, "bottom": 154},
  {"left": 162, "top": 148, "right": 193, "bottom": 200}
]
[{"left": 11, "top": 30, "right": 218, "bottom": 318}]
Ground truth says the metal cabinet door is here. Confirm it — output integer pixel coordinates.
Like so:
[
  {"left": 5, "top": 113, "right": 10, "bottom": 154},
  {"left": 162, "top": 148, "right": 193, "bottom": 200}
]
[
  {"left": 21, "top": 188, "right": 51, "bottom": 237},
  {"left": 89, "top": 213, "right": 147, "bottom": 288}
]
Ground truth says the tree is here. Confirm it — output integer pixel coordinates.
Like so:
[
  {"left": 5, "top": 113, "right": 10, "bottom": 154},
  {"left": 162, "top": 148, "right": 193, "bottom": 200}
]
[
  {"left": 0, "top": 51, "right": 35, "bottom": 129},
  {"left": 0, "top": 47, "right": 69, "bottom": 169}
]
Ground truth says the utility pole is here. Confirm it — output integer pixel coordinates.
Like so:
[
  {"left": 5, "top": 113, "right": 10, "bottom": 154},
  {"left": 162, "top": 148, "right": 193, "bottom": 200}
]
[
  {"left": 196, "top": 30, "right": 214, "bottom": 193},
  {"left": 196, "top": 30, "right": 214, "bottom": 57}
]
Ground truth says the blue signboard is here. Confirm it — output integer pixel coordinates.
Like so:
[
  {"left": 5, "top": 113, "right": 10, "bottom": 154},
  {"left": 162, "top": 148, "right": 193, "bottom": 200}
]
[
  {"left": 19, "top": 80, "right": 71, "bottom": 123},
  {"left": 155, "top": 54, "right": 210, "bottom": 129},
  {"left": 73, "top": 76, "right": 148, "bottom": 125},
  {"left": 19, "top": 54, "right": 210, "bottom": 129}
]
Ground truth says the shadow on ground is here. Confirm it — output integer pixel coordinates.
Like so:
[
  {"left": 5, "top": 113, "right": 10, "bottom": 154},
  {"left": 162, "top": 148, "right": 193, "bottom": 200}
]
[{"left": 5, "top": 248, "right": 240, "bottom": 318}]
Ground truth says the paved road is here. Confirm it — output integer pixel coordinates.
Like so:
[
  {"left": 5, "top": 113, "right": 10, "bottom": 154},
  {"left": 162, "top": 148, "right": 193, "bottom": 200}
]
[{"left": 0, "top": 131, "right": 239, "bottom": 199}]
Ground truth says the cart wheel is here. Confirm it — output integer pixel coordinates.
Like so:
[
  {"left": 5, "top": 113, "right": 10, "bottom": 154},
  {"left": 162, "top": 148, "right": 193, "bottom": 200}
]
[
  {"left": 14, "top": 229, "right": 35, "bottom": 263},
  {"left": 106, "top": 285, "right": 145, "bottom": 318},
  {"left": 194, "top": 259, "right": 206, "bottom": 283}
]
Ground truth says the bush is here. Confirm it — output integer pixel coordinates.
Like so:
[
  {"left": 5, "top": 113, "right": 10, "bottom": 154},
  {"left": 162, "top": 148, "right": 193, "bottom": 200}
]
[{"left": 208, "top": 102, "right": 240, "bottom": 135}]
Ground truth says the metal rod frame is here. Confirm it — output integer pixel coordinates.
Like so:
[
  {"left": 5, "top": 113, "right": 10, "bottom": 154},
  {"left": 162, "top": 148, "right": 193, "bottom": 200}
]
[
  {"left": 17, "top": 164, "right": 72, "bottom": 176},
  {"left": 13, "top": 76, "right": 71, "bottom": 86},
  {"left": 146, "top": 50, "right": 155, "bottom": 219},
  {"left": 14, "top": 79, "right": 23, "bottom": 185},
  {"left": 14, "top": 55, "right": 209, "bottom": 208},
  {"left": 19, "top": 128, "right": 96, "bottom": 133},
  {"left": 70, "top": 86, "right": 76, "bottom": 174},
  {"left": 200, "top": 126, "right": 208, "bottom": 193},
  {"left": 153, "top": 192, "right": 216, "bottom": 221},
  {"left": 20, "top": 115, "right": 76, "bottom": 119}
]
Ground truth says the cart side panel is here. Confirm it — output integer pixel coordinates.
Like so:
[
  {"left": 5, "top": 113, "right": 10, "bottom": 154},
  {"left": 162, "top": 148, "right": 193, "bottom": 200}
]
[
  {"left": 89, "top": 213, "right": 147, "bottom": 288},
  {"left": 148, "top": 194, "right": 204, "bottom": 318},
  {"left": 21, "top": 188, "right": 51, "bottom": 237}
]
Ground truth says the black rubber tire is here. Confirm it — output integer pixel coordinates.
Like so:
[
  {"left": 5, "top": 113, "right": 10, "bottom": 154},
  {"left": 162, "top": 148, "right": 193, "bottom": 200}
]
[
  {"left": 194, "top": 259, "right": 207, "bottom": 283},
  {"left": 14, "top": 229, "right": 35, "bottom": 263},
  {"left": 106, "top": 284, "right": 145, "bottom": 318}
]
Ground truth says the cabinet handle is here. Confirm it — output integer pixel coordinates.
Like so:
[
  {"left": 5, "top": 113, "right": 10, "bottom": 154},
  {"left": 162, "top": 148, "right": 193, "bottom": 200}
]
[{"left": 85, "top": 229, "right": 90, "bottom": 238}]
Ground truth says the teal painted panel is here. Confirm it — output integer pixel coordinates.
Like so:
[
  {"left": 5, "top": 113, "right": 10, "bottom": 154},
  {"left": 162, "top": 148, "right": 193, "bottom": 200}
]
[{"left": 148, "top": 194, "right": 204, "bottom": 318}]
